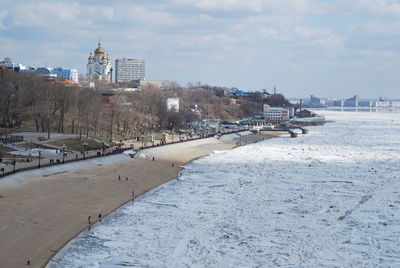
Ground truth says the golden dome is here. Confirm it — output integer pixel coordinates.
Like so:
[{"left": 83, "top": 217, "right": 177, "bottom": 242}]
[
  {"left": 94, "top": 42, "right": 105, "bottom": 54},
  {"left": 102, "top": 55, "right": 108, "bottom": 60},
  {"left": 88, "top": 53, "right": 94, "bottom": 60}
]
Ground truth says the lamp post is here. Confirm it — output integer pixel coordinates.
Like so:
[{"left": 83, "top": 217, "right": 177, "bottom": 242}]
[
  {"left": 38, "top": 149, "right": 41, "bottom": 168},
  {"left": 0, "top": 141, "right": 3, "bottom": 163},
  {"left": 82, "top": 142, "right": 88, "bottom": 159},
  {"left": 13, "top": 154, "right": 16, "bottom": 173},
  {"left": 61, "top": 144, "right": 66, "bottom": 164}
]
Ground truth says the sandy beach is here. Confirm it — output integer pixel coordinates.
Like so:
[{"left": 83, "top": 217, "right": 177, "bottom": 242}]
[{"left": 0, "top": 136, "right": 240, "bottom": 268}]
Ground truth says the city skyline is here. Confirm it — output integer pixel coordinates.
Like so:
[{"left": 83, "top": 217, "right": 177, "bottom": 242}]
[{"left": 1, "top": 0, "right": 400, "bottom": 98}]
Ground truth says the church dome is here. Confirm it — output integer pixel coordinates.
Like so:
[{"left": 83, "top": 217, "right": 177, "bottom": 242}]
[
  {"left": 88, "top": 53, "right": 94, "bottom": 60},
  {"left": 94, "top": 42, "right": 105, "bottom": 54},
  {"left": 102, "top": 55, "right": 108, "bottom": 60}
]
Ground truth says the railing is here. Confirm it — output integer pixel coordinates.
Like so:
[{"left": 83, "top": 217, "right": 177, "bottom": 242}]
[
  {"left": 0, "top": 135, "right": 24, "bottom": 144},
  {"left": 0, "top": 129, "right": 250, "bottom": 179}
]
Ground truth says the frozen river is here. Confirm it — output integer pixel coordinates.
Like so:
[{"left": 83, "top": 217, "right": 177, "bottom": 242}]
[{"left": 50, "top": 111, "right": 400, "bottom": 267}]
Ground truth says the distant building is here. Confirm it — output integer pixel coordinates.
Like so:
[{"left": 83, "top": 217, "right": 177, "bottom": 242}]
[
  {"left": 51, "top": 67, "right": 78, "bottom": 83},
  {"left": 308, "top": 95, "right": 325, "bottom": 107},
  {"left": 333, "top": 100, "right": 344, "bottom": 107},
  {"left": 0, "top": 57, "right": 30, "bottom": 71},
  {"left": 358, "top": 101, "right": 373, "bottom": 107},
  {"left": 34, "top": 67, "right": 79, "bottom": 83},
  {"left": 140, "top": 80, "right": 168, "bottom": 90},
  {"left": 343, "top": 95, "right": 359, "bottom": 107},
  {"left": 297, "top": 109, "right": 314, "bottom": 118},
  {"left": 87, "top": 41, "right": 112, "bottom": 83},
  {"left": 80, "top": 81, "right": 95, "bottom": 88},
  {"left": 167, "top": 98, "right": 180, "bottom": 112},
  {"left": 115, "top": 58, "right": 145, "bottom": 83},
  {"left": 263, "top": 104, "right": 289, "bottom": 122},
  {"left": 35, "top": 67, "right": 57, "bottom": 79}
]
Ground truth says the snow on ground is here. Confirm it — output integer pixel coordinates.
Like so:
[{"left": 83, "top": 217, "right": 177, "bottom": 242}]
[
  {"left": 0, "top": 154, "right": 131, "bottom": 189},
  {"left": 50, "top": 111, "right": 400, "bottom": 268}
]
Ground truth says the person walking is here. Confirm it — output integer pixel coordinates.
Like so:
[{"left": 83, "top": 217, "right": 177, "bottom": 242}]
[
  {"left": 88, "top": 216, "right": 91, "bottom": 224},
  {"left": 98, "top": 213, "right": 102, "bottom": 222}
]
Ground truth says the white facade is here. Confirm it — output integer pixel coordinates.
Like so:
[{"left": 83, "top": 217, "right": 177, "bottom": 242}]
[
  {"left": 140, "top": 80, "right": 168, "bottom": 90},
  {"left": 167, "top": 98, "right": 180, "bottom": 112},
  {"left": 264, "top": 104, "right": 289, "bottom": 122},
  {"left": 0, "top": 57, "right": 28, "bottom": 71},
  {"left": 115, "top": 58, "right": 145, "bottom": 83},
  {"left": 52, "top": 67, "right": 78, "bottom": 82},
  {"left": 87, "top": 42, "right": 112, "bottom": 83}
]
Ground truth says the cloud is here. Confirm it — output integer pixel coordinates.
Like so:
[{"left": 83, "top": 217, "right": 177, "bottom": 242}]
[
  {"left": 353, "top": 0, "right": 400, "bottom": 16},
  {"left": 294, "top": 27, "right": 343, "bottom": 50},
  {"left": 259, "top": 27, "right": 288, "bottom": 41},
  {"left": 1, "top": 0, "right": 400, "bottom": 97},
  {"left": 0, "top": 9, "right": 8, "bottom": 29},
  {"left": 173, "top": 0, "right": 326, "bottom": 14},
  {"left": 12, "top": 2, "right": 82, "bottom": 26},
  {"left": 178, "top": 33, "right": 236, "bottom": 51}
]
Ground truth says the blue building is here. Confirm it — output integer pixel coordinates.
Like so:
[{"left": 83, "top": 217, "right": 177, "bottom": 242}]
[{"left": 51, "top": 67, "right": 78, "bottom": 82}]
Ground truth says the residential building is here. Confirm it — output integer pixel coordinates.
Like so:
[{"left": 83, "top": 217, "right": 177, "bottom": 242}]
[
  {"left": 139, "top": 80, "right": 168, "bottom": 90},
  {"left": 36, "top": 67, "right": 57, "bottom": 79},
  {"left": 115, "top": 58, "right": 145, "bottom": 83},
  {"left": 0, "top": 57, "right": 28, "bottom": 71},
  {"left": 87, "top": 41, "right": 112, "bottom": 83},
  {"left": 52, "top": 67, "right": 78, "bottom": 83},
  {"left": 343, "top": 95, "right": 359, "bottom": 107},
  {"left": 264, "top": 104, "right": 289, "bottom": 122},
  {"left": 333, "top": 100, "right": 344, "bottom": 107}
]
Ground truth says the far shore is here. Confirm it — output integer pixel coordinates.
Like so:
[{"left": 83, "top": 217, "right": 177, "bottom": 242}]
[{"left": 0, "top": 131, "right": 281, "bottom": 268}]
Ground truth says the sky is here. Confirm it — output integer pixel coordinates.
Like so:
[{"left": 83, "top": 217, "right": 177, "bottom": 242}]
[{"left": 0, "top": 0, "right": 399, "bottom": 98}]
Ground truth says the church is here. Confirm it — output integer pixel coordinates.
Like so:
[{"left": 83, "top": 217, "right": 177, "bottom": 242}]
[{"left": 87, "top": 41, "right": 112, "bottom": 83}]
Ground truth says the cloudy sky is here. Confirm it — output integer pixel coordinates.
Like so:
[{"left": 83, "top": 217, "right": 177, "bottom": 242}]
[{"left": 1, "top": 0, "right": 399, "bottom": 98}]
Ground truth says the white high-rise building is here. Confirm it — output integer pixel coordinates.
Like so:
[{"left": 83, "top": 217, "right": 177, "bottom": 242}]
[{"left": 115, "top": 58, "right": 145, "bottom": 83}]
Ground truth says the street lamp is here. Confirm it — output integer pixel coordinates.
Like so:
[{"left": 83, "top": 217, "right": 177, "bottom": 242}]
[
  {"left": 101, "top": 141, "right": 105, "bottom": 155},
  {"left": 13, "top": 154, "right": 16, "bottom": 173},
  {"left": 61, "top": 144, "right": 66, "bottom": 164},
  {"left": 82, "top": 142, "right": 88, "bottom": 159},
  {"left": 38, "top": 149, "right": 42, "bottom": 168},
  {"left": 0, "top": 141, "right": 3, "bottom": 163}
]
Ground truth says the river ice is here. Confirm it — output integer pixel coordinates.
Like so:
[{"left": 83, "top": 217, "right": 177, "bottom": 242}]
[{"left": 49, "top": 111, "right": 400, "bottom": 268}]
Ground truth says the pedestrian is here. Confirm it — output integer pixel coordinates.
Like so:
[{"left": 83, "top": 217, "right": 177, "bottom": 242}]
[
  {"left": 118, "top": 175, "right": 121, "bottom": 181},
  {"left": 88, "top": 216, "right": 91, "bottom": 224},
  {"left": 152, "top": 157, "right": 155, "bottom": 161},
  {"left": 126, "top": 177, "right": 128, "bottom": 181},
  {"left": 98, "top": 213, "right": 102, "bottom": 222},
  {"left": 26, "top": 260, "right": 30, "bottom": 265},
  {"left": 172, "top": 163, "right": 174, "bottom": 167},
  {"left": 132, "top": 190, "right": 135, "bottom": 196}
]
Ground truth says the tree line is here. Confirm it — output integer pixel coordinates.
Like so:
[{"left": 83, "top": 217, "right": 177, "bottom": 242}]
[{"left": 0, "top": 69, "right": 291, "bottom": 140}]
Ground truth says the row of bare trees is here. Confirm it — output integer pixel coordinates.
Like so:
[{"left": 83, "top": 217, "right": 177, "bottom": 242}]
[{"left": 1, "top": 69, "right": 291, "bottom": 140}]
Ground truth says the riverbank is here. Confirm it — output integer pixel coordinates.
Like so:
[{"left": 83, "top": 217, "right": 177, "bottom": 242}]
[{"left": 0, "top": 131, "right": 277, "bottom": 268}]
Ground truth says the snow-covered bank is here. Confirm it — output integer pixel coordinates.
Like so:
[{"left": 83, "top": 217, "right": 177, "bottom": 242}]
[
  {"left": 50, "top": 111, "right": 400, "bottom": 267},
  {"left": 0, "top": 154, "right": 131, "bottom": 189}
]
